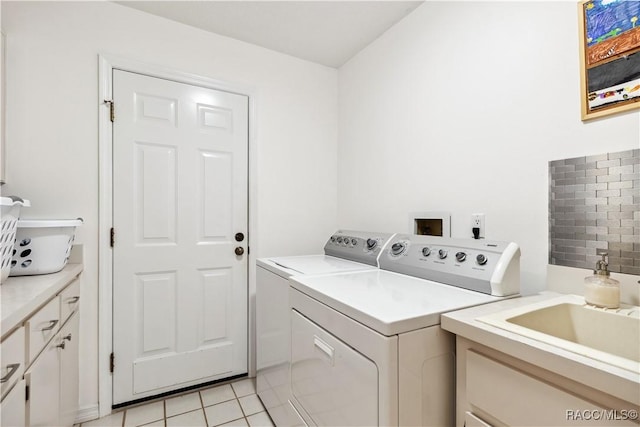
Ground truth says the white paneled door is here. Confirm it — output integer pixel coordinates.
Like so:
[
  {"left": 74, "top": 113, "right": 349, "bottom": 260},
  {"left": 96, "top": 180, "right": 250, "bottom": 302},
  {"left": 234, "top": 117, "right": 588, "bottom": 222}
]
[{"left": 112, "top": 70, "right": 249, "bottom": 405}]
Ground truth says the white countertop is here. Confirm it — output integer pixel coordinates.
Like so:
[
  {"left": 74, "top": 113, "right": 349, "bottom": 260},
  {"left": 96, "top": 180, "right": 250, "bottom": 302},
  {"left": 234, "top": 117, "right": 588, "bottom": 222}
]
[
  {"left": 1, "top": 263, "right": 83, "bottom": 338},
  {"left": 441, "top": 291, "right": 640, "bottom": 405}
]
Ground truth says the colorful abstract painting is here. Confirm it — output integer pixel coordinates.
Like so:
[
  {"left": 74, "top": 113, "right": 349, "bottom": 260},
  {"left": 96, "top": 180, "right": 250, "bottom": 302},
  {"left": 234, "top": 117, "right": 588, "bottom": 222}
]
[
  {"left": 580, "top": 0, "right": 640, "bottom": 119},
  {"left": 585, "top": 0, "right": 640, "bottom": 64}
]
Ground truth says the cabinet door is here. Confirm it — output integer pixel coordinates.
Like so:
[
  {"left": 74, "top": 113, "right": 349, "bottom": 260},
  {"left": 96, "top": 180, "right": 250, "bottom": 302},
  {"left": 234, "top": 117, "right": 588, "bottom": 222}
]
[
  {"left": 1, "top": 379, "right": 26, "bottom": 427},
  {"left": 1, "top": 326, "right": 25, "bottom": 397},
  {"left": 59, "top": 312, "right": 79, "bottom": 427},
  {"left": 25, "top": 335, "right": 60, "bottom": 426}
]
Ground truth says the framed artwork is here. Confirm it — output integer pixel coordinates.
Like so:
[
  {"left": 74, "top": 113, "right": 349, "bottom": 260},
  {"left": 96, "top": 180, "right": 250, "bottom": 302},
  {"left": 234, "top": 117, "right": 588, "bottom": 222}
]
[{"left": 578, "top": 0, "right": 640, "bottom": 120}]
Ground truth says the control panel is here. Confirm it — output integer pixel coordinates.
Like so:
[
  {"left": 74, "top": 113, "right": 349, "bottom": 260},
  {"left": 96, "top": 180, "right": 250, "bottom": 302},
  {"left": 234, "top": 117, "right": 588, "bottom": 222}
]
[
  {"left": 324, "top": 230, "right": 395, "bottom": 267},
  {"left": 380, "top": 234, "right": 520, "bottom": 296}
]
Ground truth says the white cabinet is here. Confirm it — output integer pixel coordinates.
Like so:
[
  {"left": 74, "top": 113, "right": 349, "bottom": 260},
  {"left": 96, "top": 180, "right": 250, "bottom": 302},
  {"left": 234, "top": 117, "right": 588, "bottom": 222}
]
[
  {"left": 456, "top": 337, "right": 639, "bottom": 427},
  {"left": 1, "top": 326, "right": 25, "bottom": 396},
  {"left": 25, "top": 336, "right": 61, "bottom": 426},
  {"left": 25, "top": 310, "right": 79, "bottom": 427},
  {"left": 1, "top": 326, "right": 25, "bottom": 427},
  {"left": 1, "top": 379, "right": 26, "bottom": 427},
  {"left": 0, "top": 272, "right": 81, "bottom": 427},
  {"left": 59, "top": 312, "right": 80, "bottom": 427}
]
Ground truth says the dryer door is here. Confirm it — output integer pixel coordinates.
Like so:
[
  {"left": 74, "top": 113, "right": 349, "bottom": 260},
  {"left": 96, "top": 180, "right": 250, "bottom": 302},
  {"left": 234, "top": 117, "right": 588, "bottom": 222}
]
[{"left": 291, "top": 310, "right": 378, "bottom": 426}]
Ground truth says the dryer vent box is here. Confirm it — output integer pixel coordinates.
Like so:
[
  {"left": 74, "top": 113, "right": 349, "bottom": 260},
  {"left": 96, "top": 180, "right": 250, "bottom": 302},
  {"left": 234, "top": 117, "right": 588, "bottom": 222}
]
[{"left": 410, "top": 212, "right": 450, "bottom": 237}]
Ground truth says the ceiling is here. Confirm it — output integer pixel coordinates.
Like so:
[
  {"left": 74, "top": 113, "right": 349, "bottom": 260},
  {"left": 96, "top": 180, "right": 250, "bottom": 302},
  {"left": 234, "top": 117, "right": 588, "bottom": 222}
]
[{"left": 116, "top": 1, "right": 424, "bottom": 68}]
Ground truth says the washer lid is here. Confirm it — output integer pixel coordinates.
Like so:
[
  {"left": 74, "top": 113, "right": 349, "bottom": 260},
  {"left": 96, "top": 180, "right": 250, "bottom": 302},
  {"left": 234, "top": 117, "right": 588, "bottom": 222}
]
[
  {"left": 257, "top": 254, "right": 376, "bottom": 278},
  {"left": 290, "top": 269, "right": 501, "bottom": 336}
]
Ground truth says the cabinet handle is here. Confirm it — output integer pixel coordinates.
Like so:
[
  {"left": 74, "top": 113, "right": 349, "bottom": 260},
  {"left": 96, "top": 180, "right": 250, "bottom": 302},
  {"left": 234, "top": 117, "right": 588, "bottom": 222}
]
[
  {"left": 67, "top": 296, "right": 80, "bottom": 304},
  {"left": 57, "top": 341, "right": 66, "bottom": 350},
  {"left": 0, "top": 363, "right": 20, "bottom": 383},
  {"left": 63, "top": 334, "right": 72, "bottom": 341},
  {"left": 41, "top": 319, "right": 59, "bottom": 331}
]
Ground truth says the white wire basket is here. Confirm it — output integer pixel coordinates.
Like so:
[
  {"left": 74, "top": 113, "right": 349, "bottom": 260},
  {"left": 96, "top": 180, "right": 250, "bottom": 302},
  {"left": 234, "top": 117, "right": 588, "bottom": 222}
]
[
  {"left": 10, "top": 218, "right": 83, "bottom": 276},
  {"left": 1, "top": 197, "right": 30, "bottom": 283}
]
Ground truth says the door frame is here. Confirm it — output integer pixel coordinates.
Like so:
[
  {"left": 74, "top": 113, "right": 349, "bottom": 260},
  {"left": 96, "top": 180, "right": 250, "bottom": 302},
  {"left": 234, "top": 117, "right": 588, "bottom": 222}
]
[{"left": 97, "top": 54, "right": 258, "bottom": 417}]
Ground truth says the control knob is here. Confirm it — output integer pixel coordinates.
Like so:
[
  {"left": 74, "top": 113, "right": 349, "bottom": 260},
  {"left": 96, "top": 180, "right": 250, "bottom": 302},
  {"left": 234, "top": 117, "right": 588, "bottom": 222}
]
[
  {"left": 337, "top": 236, "right": 343, "bottom": 244},
  {"left": 366, "top": 238, "right": 378, "bottom": 251},
  {"left": 391, "top": 242, "right": 406, "bottom": 256},
  {"left": 351, "top": 238, "right": 358, "bottom": 246},
  {"left": 422, "top": 247, "right": 431, "bottom": 257},
  {"left": 476, "top": 254, "right": 488, "bottom": 265},
  {"left": 455, "top": 252, "right": 467, "bottom": 262},
  {"left": 438, "top": 249, "right": 448, "bottom": 259}
]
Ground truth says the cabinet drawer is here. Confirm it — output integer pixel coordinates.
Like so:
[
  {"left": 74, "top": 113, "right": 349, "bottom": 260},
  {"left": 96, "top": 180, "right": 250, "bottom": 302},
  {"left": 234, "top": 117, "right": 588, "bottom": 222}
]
[
  {"left": 1, "top": 326, "right": 25, "bottom": 398},
  {"left": 466, "top": 350, "right": 635, "bottom": 426},
  {"left": 59, "top": 279, "right": 80, "bottom": 323},
  {"left": 26, "top": 297, "right": 61, "bottom": 366}
]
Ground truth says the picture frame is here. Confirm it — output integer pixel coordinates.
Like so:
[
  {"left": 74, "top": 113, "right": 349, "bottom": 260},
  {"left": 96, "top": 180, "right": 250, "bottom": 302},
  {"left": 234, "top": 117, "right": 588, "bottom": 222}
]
[{"left": 578, "top": 0, "right": 640, "bottom": 121}]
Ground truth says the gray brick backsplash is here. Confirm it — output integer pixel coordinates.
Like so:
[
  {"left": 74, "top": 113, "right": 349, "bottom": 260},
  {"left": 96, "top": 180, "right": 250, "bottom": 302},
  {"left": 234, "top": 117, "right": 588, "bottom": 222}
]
[
  {"left": 608, "top": 150, "right": 635, "bottom": 160},
  {"left": 596, "top": 189, "right": 620, "bottom": 197},
  {"left": 608, "top": 181, "right": 633, "bottom": 189},
  {"left": 596, "top": 159, "right": 620, "bottom": 168},
  {"left": 596, "top": 204, "right": 621, "bottom": 212},
  {"left": 608, "top": 211, "right": 633, "bottom": 220},
  {"left": 609, "top": 165, "right": 635, "bottom": 175},
  {"left": 565, "top": 156, "right": 586, "bottom": 165},
  {"left": 585, "top": 168, "right": 608, "bottom": 177},
  {"left": 586, "top": 153, "right": 608, "bottom": 162},
  {"left": 549, "top": 149, "right": 640, "bottom": 273},
  {"left": 585, "top": 183, "right": 607, "bottom": 191},
  {"left": 597, "top": 174, "right": 621, "bottom": 183},
  {"left": 576, "top": 176, "right": 598, "bottom": 185}
]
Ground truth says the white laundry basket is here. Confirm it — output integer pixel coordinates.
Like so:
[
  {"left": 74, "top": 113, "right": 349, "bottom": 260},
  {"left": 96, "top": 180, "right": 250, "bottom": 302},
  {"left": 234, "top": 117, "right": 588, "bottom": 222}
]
[
  {"left": 1, "top": 197, "right": 30, "bottom": 283},
  {"left": 10, "top": 218, "right": 83, "bottom": 276}
]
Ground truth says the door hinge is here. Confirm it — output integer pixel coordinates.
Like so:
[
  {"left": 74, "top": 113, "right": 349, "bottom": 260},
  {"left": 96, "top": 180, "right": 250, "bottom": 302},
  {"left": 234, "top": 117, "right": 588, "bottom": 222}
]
[
  {"left": 25, "top": 385, "right": 29, "bottom": 401},
  {"left": 110, "top": 228, "right": 115, "bottom": 248},
  {"left": 110, "top": 352, "right": 115, "bottom": 373},
  {"left": 104, "top": 99, "right": 115, "bottom": 122}
]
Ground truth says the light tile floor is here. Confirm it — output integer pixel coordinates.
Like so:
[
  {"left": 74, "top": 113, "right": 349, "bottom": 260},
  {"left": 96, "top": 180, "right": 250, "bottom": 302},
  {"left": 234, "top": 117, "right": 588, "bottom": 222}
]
[{"left": 81, "top": 378, "right": 274, "bottom": 427}]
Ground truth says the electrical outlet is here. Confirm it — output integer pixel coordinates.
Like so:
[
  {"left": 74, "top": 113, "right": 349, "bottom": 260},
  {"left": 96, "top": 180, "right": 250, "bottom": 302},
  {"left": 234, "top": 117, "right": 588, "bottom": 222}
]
[{"left": 471, "top": 213, "right": 485, "bottom": 239}]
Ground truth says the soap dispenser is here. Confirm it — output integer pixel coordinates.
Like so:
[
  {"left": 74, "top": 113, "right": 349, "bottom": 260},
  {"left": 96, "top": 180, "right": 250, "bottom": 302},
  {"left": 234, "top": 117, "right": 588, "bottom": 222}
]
[{"left": 584, "top": 253, "right": 620, "bottom": 308}]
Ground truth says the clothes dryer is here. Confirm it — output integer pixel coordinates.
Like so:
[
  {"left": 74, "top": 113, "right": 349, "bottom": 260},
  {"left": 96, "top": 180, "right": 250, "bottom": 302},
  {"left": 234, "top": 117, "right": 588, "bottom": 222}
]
[
  {"left": 289, "top": 234, "right": 521, "bottom": 426},
  {"left": 256, "top": 230, "right": 394, "bottom": 426}
]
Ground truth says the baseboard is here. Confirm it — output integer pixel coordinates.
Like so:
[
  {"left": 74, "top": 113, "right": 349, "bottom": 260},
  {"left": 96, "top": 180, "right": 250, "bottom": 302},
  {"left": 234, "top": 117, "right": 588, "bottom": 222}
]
[{"left": 75, "top": 404, "right": 100, "bottom": 424}]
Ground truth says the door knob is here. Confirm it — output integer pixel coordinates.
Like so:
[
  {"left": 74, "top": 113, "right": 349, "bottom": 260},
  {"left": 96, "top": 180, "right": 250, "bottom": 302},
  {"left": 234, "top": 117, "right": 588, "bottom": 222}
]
[
  {"left": 235, "top": 233, "right": 245, "bottom": 242},
  {"left": 235, "top": 247, "right": 245, "bottom": 256}
]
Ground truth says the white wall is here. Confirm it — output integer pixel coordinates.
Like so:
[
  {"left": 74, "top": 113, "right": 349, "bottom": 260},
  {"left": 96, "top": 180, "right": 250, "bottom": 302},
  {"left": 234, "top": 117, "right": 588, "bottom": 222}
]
[
  {"left": 337, "top": 1, "right": 640, "bottom": 295},
  {"left": 2, "top": 1, "right": 338, "bottom": 414}
]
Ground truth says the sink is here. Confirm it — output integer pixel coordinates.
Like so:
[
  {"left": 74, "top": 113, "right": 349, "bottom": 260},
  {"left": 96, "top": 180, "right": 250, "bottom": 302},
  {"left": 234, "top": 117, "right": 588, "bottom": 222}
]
[{"left": 478, "top": 294, "right": 640, "bottom": 373}]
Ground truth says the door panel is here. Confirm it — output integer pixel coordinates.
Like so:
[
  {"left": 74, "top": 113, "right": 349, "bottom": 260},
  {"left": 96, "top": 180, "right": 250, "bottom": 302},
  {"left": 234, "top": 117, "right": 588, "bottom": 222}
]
[
  {"left": 136, "top": 142, "right": 176, "bottom": 243},
  {"left": 113, "top": 70, "right": 249, "bottom": 404}
]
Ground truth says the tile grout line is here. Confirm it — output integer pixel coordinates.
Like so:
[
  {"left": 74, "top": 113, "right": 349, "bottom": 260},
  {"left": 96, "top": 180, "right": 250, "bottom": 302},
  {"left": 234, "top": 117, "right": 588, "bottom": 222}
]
[
  {"left": 163, "top": 399, "right": 167, "bottom": 427},
  {"left": 199, "top": 389, "right": 210, "bottom": 427},
  {"left": 229, "top": 382, "right": 250, "bottom": 427}
]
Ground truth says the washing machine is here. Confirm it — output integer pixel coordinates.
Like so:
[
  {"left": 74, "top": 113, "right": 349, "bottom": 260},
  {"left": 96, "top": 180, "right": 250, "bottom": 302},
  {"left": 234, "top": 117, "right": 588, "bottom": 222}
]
[
  {"left": 256, "top": 230, "right": 395, "bottom": 426},
  {"left": 289, "top": 234, "right": 521, "bottom": 426}
]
